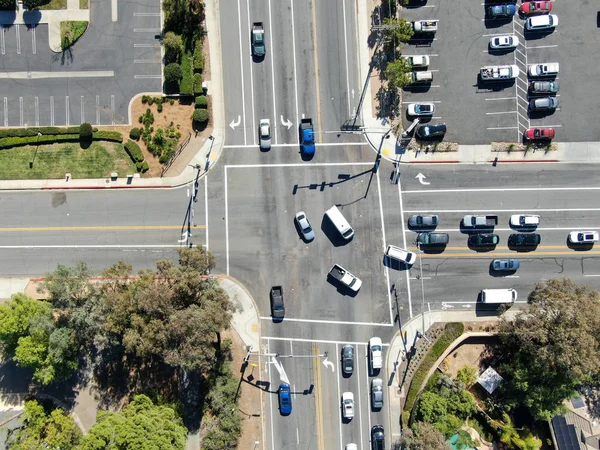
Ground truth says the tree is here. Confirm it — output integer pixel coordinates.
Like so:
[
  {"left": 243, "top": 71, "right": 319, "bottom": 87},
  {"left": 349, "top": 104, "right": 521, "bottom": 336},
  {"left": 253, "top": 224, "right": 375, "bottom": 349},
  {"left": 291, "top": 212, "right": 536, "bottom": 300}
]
[
  {"left": 456, "top": 365, "right": 478, "bottom": 387},
  {"left": 0, "top": 0, "right": 16, "bottom": 10},
  {"left": 6, "top": 400, "right": 81, "bottom": 450},
  {"left": 79, "top": 122, "right": 93, "bottom": 141},
  {"left": 38, "top": 261, "right": 93, "bottom": 308},
  {"left": 164, "top": 63, "right": 183, "bottom": 85},
  {"left": 382, "top": 17, "right": 414, "bottom": 49},
  {"left": 22, "top": 0, "right": 46, "bottom": 9},
  {"left": 178, "top": 247, "right": 215, "bottom": 274},
  {"left": 193, "top": 109, "right": 209, "bottom": 124},
  {"left": 498, "top": 279, "right": 600, "bottom": 420},
  {"left": 396, "top": 422, "right": 451, "bottom": 450},
  {"left": 0, "top": 293, "right": 52, "bottom": 355},
  {"left": 163, "top": 32, "right": 183, "bottom": 63},
  {"left": 79, "top": 394, "right": 186, "bottom": 450},
  {"left": 385, "top": 56, "right": 412, "bottom": 89}
]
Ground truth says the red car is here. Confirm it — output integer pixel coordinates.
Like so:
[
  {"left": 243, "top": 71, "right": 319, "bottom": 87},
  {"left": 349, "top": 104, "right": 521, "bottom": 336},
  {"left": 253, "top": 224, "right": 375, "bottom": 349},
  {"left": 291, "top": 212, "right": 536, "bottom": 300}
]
[
  {"left": 525, "top": 128, "right": 555, "bottom": 140},
  {"left": 520, "top": 1, "right": 552, "bottom": 15}
]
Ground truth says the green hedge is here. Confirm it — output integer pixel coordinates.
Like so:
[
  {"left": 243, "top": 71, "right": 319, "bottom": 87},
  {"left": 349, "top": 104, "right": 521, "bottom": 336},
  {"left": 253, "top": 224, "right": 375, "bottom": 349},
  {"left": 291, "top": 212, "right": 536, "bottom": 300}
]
[
  {"left": 0, "top": 126, "right": 83, "bottom": 138},
  {"left": 403, "top": 322, "right": 465, "bottom": 426},
  {"left": 124, "top": 140, "right": 144, "bottom": 163},
  {"left": 93, "top": 131, "right": 123, "bottom": 143},
  {"left": 0, "top": 134, "right": 80, "bottom": 149},
  {"left": 195, "top": 96, "right": 208, "bottom": 109},
  {"left": 193, "top": 73, "right": 203, "bottom": 95},
  {"left": 193, "top": 38, "right": 203, "bottom": 72},
  {"left": 179, "top": 52, "right": 194, "bottom": 96}
]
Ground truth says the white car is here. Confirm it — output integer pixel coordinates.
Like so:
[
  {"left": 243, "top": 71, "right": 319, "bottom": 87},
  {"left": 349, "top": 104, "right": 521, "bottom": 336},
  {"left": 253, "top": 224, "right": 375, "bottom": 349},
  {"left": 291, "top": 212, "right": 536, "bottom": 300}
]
[
  {"left": 407, "top": 103, "right": 435, "bottom": 116},
  {"left": 528, "top": 62, "right": 559, "bottom": 77},
  {"left": 342, "top": 392, "right": 355, "bottom": 419},
  {"left": 295, "top": 211, "right": 315, "bottom": 241},
  {"left": 369, "top": 337, "right": 383, "bottom": 370},
  {"left": 525, "top": 14, "right": 558, "bottom": 31},
  {"left": 345, "top": 445, "right": 357, "bottom": 450},
  {"left": 568, "top": 231, "right": 599, "bottom": 244},
  {"left": 407, "top": 55, "right": 430, "bottom": 68},
  {"left": 259, "top": 119, "right": 271, "bottom": 150},
  {"left": 490, "top": 35, "right": 519, "bottom": 50},
  {"left": 510, "top": 215, "right": 540, "bottom": 227}
]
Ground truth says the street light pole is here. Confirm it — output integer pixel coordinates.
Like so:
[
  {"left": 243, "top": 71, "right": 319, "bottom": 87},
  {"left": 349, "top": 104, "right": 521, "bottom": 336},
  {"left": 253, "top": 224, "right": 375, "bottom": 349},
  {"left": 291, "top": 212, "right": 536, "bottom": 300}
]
[{"left": 30, "top": 132, "right": 42, "bottom": 169}]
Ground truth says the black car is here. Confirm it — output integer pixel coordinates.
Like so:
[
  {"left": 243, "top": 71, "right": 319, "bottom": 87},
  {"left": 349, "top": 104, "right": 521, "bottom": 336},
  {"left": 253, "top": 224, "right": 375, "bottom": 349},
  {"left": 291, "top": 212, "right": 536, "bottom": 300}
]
[
  {"left": 415, "top": 123, "right": 447, "bottom": 139},
  {"left": 468, "top": 233, "right": 499, "bottom": 247},
  {"left": 341, "top": 344, "right": 354, "bottom": 375},
  {"left": 509, "top": 233, "right": 541, "bottom": 246},
  {"left": 371, "top": 425, "right": 385, "bottom": 450}
]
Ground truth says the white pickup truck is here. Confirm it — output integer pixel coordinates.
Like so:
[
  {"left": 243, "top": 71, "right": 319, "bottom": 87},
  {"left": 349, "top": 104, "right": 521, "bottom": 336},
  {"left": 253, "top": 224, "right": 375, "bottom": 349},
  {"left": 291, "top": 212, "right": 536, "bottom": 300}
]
[
  {"left": 412, "top": 20, "right": 438, "bottom": 34},
  {"left": 328, "top": 264, "right": 362, "bottom": 292},
  {"left": 480, "top": 65, "right": 519, "bottom": 80},
  {"left": 528, "top": 62, "right": 559, "bottom": 77}
]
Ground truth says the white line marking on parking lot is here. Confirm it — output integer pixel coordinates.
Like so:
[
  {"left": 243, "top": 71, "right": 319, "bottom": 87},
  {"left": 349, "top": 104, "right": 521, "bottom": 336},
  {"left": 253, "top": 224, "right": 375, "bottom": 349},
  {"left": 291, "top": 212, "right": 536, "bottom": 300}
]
[
  {"left": 403, "top": 186, "right": 600, "bottom": 194},
  {"left": 111, "top": 0, "right": 117, "bottom": 21},
  {"left": 19, "top": 97, "right": 23, "bottom": 127},
  {"left": 486, "top": 126, "right": 518, "bottom": 130},
  {"left": 260, "top": 316, "right": 394, "bottom": 327},
  {"left": 236, "top": 0, "right": 247, "bottom": 145},
  {"left": 110, "top": 95, "right": 115, "bottom": 125},
  {"left": 504, "top": 275, "right": 520, "bottom": 278},
  {"left": 1, "top": 28, "right": 5, "bottom": 55},
  {"left": 342, "top": 0, "right": 351, "bottom": 115},
  {"left": 401, "top": 100, "right": 441, "bottom": 104},
  {"left": 485, "top": 97, "right": 516, "bottom": 101},
  {"left": 133, "top": 28, "right": 161, "bottom": 32},
  {"left": 15, "top": 25, "right": 20, "bottom": 54},
  {"left": 133, "top": 12, "right": 160, "bottom": 16},
  {"left": 133, "top": 75, "right": 162, "bottom": 79},
  {"left": 482, "top": 32, "right": 507, "bottom": 37},
  {"left": 526, "top": 44, "right": 558, "bottom": 50},
  {"left": 65, "top": 96, "right": 69, "bottom": 125},
  {"left": 486, "top": 111, "right": 517, "bottom": 115},
  {"left": 50, "top": 96, "right": 54, "bottom": 126},
  {"left": 34, "top": 97, "right": 39, "bottom": 126},
  {"left": 223, "top": 142, "right": 367, "bottom": 148},
  {"left": 32, "top": 27, "right": 36, "bottom": 54},
  {"left": 95, "top": 95, "right": 100, "bottom": 124},
  {"left": 80, "top": 96, "right": 85, "bottom": 124},
  {"left": 584, "top": 274, "right": 600, "bottom": 277},
  {"left": 2, "top": 98, "right": 6, "bottom": 127},
  {"left": 263, "top": 336, "right": 388, "bottom": 346},
  {"left": 133, "top": 59, "right": 155, "bottom": 63},
  {"left": 134, "top": 43, "right": 158, "bottom": 47},
  {"left": 0, "top": 71, "right": 114, "bottom": 79},
  {"left": 410, "top": 276, "right": 431, "bottom": 280}
]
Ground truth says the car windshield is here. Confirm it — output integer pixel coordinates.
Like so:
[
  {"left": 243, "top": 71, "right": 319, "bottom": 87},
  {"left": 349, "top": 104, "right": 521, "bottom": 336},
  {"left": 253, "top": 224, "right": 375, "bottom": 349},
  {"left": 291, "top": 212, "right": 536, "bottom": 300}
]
[
  {"left": 303, "top": 224, "right": 312, "bottom": 232},
  {"left": 372, "top": 345, "right": 382, "bottom": 352}
]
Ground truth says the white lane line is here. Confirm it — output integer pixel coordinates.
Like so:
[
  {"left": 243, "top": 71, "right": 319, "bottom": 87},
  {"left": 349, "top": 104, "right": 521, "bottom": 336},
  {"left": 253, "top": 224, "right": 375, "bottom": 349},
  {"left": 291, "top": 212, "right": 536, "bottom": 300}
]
[
  {"left": 259, "top": 316, "right": 394, "bottom": 327},
  {"left": 95, "top": 95, "right": 100, "bottom": 124},
  {"left": 34, "top": 97, "right": 39, "bottom": 126},
  {"left": 404, "top": 227, "right": 600, "bottom": 233},
  {"left": 65, "top": 96, "right": 69, "bottom": 125},
  {"left": 267, "top": 341, "right": 275, "bottom": 450},
  {"left": 16, "top": 25, "right": 20, "bottom": 54},
  {"left": 236, "top": 0, "right": 247, "bottom": 144},
  {"left": 0, "top": 244, "right": 185, "bottom": 249},
  {"left": 50, "top": 96, "right": 54, "bottom": 126},
  {"left": 223, "top": 142, "right": 368, "bottom": 148},
  {"left": 134, "top": 43, "right": 159, "bottom": 47},
  {"left": 225, "top": 167, "right": 230, "bottom": 276},
  {"left": 1, "top": 28, "right": 5, "bottom": 55},
  {"left": 397, "top": 165, "right": 413, "bottom": 318},
  {"left": 246, "top": 0, "right": 256, "bottom": 146},
  {"left": 504, "top": 275, "right": 520, "bottom": 278},
  {"left": 19, "top": 97, "right": 23, "bottom": 127},
  {"left": 584, "top": 274, "right": 600, "bottom": 277},
  {"left": 486, "top": 126, "right": 519, "bottom": 130},
  {"left": 342, "top": 0, "right": 351, "bottom": 116},
  {"left": 486, "top": 111, "right": 517, "bottom": 115},
  {"left": 226, "top": 161, "right": 372, "bottom": 168},
  {"left": 263, "top": 336, "right": 388, "bottom": 346},
  {"left": 110, "top": 95, "right": 115, "bottom": 125},
  {"left": 296, "top": 428, "right": 299, "bottom": 444},
  {"left": 133, "top": 12, "right": 160, "bottom": 16},
  {"left": 267, "top": 0, "right": 276, "bottom": 146},
  {"left": 133, "top": 75, "right": 162, "bottom": 79},
  {"left": 526, "top": 44, "right": 558, "bottom": 50},
  {"left": 356, "top": 343, "right": 364, "bottom": 449},
  {"left": 404, "top": 208, "right": 600, "bottom": 213},
  {"left": 485, "top": 97, "right": 516, "bottom": 101},
  {"left": 364, "top": 345, "right": 371, "bottom": 442},
  {"left": 335, "top": 343, "right": 343, "bottom": 450},
  {"left": 2, "top": 97, "right": 6, "bottom": 127},
  {"left": 204, "top": 176, "right": 209, "bottom": 251},
  {"left": 111, "top": 0, "right": 118, "bottom": 21},
  {"left": 32, "top": 27, "right": 36, "bottom": 54},
  {"left": 403, "top": 186, "right": 600, "bottom": 194},
  {"left": 80, "top": 96, "right": 85, "bottom": 124},
  {"left": 133, "top": 59, "right": 155, "bottom": 63},
  {"left": 376, "top": 170, "right": 394, "bottom": 325},
  {"left": 290, "top": 0, "right": 299, "bottom": 143},
  {"left": 133, "top": 28, "right": 161, "bottom": 32}
]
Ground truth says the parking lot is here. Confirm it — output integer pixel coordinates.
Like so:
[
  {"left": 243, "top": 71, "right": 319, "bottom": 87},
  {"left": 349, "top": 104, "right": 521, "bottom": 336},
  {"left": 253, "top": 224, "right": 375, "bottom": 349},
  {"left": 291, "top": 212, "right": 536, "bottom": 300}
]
[{"left": 401, "top": 0, "right": 600, "bottom": 144}]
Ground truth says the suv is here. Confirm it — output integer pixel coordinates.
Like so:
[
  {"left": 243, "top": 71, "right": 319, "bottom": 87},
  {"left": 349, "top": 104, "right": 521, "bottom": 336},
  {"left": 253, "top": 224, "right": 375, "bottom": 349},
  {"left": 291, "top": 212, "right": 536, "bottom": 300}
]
[
  {"left": 468, "top": 233, "right": 499, "bottom": 247},
  {"left": 525, "top": 14, "right": 558, "bottom": 31},
  {"left": 408, "top": 214, "right": 439, "bottom": 228},
  {"left": 486, "top": 4, "right": 517, "bottom": 18},
  {"left": 510, "top": 214, "right": 540, "bottom": 227},
  {"left": 341, "top": 344, "right": 354, "bottom": 375},
  {"left": 529, "top": 81, "right": 559, "bottom": 94},
  {"left": 416, "top": 123, "right": 446, "bottom": 139},
  {"left": 529, "top": 97, "right": 559, "bottom": 111},
  {"left": 371, "top": 425, "right": 385, "bottom": 450},
  {"left": 528, "top": 62, "right": 559, "bottom": 77},
  {"left": 509, "top": 233, "right": 541, "bottom": 247},
  {"left": 416, "top": 232, "right": 449, "bottom": 245},
  {"left": 568, "top": 231, "right": 599, "bottom": 244}
]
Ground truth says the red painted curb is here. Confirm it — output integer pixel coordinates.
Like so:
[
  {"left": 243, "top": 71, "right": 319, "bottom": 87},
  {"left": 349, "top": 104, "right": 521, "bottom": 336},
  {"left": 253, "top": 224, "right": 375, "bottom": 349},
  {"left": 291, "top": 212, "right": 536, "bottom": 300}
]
[
  {"left": 40, "top": 185, "right": 171, "bottom": 190},
  {"left": 407, "top": 160, "right": 460, "bottom": 164},
  {"left": 489, "top": 159, "right": 559, "bottom": 163}
]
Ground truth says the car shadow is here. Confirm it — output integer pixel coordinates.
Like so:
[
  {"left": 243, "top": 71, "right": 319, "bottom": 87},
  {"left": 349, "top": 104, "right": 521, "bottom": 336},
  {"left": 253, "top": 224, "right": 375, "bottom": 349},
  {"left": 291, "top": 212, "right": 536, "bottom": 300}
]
[
  {"left": 477, "top": 76, "right": 516, "bottom": 90},
  {"left": 419, "top": 244, "right": 447, "bottom": 254},
  {"left": 488, "top": 47, "right": 517, "bottom": 56},
  {"left": 475, "top": 302, "right": 512, "bottom": 316},
  {"left": 523, "top": 29, "right": 555, "bottom": 40},
  {"left": 566, "top": 239, "right": 595, "bottom": 251},
  {"left": 382, "top": 256, "right": 412, "bottom": 271},
  {"left": 403, "top": 0, "right": 428, "bottom": 8},
  {"left": 483, "top": 17, "right": 514, "bottom": 28},
  {"left": 467, "top": 242, "right": 497, "bottom": 252},
  {"left": 509, "top": 224, "right": 538, "bottom": 232},
  {"left": 507, "top": 243, "right": 539, "bottom": 252},
  {"left": 528, "top": 109, "right": 558, "bottom": 119},
  {"left": 403, "top": 84, "right": 433, "bottom": 93}
]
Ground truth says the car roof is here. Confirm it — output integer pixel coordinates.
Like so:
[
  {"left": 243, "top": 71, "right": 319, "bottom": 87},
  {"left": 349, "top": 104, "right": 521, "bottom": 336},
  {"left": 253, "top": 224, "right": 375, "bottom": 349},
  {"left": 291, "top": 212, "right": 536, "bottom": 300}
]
[{"left": 529, "top": 14, "right": 550, "bottom": 25}]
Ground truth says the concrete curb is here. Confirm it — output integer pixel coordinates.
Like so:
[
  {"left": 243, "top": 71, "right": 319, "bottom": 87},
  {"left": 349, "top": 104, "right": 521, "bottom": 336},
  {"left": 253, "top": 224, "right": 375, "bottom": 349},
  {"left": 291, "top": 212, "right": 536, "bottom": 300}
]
[
  {"left": 490, "top": 159, "right": 559, "bottom": 163},
  {"left": 40, "top": 185, "right": 172, "bottom": 190}
]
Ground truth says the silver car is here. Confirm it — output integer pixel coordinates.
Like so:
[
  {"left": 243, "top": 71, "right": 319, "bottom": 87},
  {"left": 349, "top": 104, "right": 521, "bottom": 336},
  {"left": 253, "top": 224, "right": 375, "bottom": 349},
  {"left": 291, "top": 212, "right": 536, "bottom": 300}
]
[
  {"left": 371, "top": 378, "right": 384, "bottom": 409},
  {"left": 492, "top": 259, "right": 520, "bottom": 271},
  {"left": 295, "top": 211, "right": 315, "bottom": 241},
  {"left": 490, "top": 35, "right": 518, "bottom": 50},
  {"left": 259, "top": 119, "right": 271, "bottom": 150},
  {"left": 408, "top": 215, "right": 439, "bottom": 228}
]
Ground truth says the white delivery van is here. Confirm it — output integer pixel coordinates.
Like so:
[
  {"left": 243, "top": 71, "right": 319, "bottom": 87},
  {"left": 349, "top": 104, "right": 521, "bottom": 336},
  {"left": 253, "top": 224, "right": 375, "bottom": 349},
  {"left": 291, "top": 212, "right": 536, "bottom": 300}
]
[
  {"left": 480, "top": 288, "right": 517, "bottom": 304},
  {"left": 385, "top": 245, "right": 417, "bottom": 265},
  {"left": 325, "top": 206, "right": 354, "bottom": 240}
]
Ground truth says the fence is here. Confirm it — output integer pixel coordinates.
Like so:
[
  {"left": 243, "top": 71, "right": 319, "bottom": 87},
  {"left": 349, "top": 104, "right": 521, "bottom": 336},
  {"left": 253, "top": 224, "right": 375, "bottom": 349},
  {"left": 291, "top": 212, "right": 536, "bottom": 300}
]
[{"left": 161, "top": 132, "right": 192, "bottom": 177}]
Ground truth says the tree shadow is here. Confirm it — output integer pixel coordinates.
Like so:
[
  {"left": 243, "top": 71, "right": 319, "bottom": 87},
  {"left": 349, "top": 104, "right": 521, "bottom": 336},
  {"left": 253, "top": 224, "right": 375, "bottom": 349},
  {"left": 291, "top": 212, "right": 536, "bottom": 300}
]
[{"left": 23, "top": 9, "right": 41, "bottom": 26}]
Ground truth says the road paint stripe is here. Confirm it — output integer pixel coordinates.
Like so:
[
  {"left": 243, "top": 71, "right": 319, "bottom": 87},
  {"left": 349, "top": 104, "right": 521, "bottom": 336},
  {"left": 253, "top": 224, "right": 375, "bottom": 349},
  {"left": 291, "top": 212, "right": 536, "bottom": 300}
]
[
  {"left": 290, "top": 0, "right": 300, "bottom": 143},
  {"left": 260, "top": 316, "right": 394, "bottom": 326},
  {"left": 225, "top": 166, "right": 230, "bottom": 275},
  {"left": 342, "top": 0, "right": 351, "bottom": 116},
  {"left": 226, "top": 161, "right": 372, "bottom": 169},
  {"left": 0, "top": 245, "right": 185, "bottom": 249},
  {"left": 65, "top": 96, "right": 69, "bottom": 126},
  {"left": 1, "top": 28, "right": 5, "bottom": 55},
  {"left": 223, "top": 142, "right": 367, "bottom": 148},
  {"left": 398, "top": 173, "right": 413, "bottom": 317},
  {"left": 50, "top": 96, "right": 54, "bottom": 126},
  {"left": 486, "top": 111, "right": 517, "bottom": 115},
  {"left": 95, "top": 95, "right": 100, "bottom": 124},
  {"left": 0, "top": 71, "right": 114, "bottom": 79},
  {"left": 15, "top": 24, "right": 20, "bottom": 55},
  {"left": 487, "top": 126, "right": 518, "bottom": 130},
  {"left": 110, "top": 95, "right": 115, "bottom": 125},
  {"left": 133, "top": 28, "right": 161, "bottom": 32},
  {"left": 406, "top": 227, "right": 600, "bottom": 233},
  {"left": 133, "top": 12, "right": 160, "bottom": 16},
  {"left": 133, "top": 59, "right": 156, "bottom": 63},
  {"left": 235, "top": 0, "right": 247, "bottom": 145},
  {"left": 0, "top": 225, "right": 198, "bottom": 232},
  {"left": 111, "top": 0, "right": 118, "bottom": 21},
  {"left": 133, "top": 75, "right": 162, "bottom": 79},
  {"left": 80, "top": 96, "right": 85, "bottom": 124},
  {"left": 526, "top": 44, "right": 558, "bottom": 50},
  {"left": 584, "top": 274, "right": 600, "bottom": 277},
  {"left": 32, "top": 26, "right": 36, "bottom": 54},
  {"left": 313, "top": 343, "right": 325, "bottom": 450},
  {"left": 263, "top": 336, "right": 389, "bottom": 346},
  {"left": 485, "top": 97, "right": 516, "bottom": 101},
  {"left": 34, "top": 97, "right": 39, "bottom": 126},
  {"left": 3, "top": 97, "right": 6, "bottom": 127},
  {"left": 416, "top": 251, "right": 600, "bottom": 258},
  {"left": 19, "top": 97, "right": 23, "bottom": 127},
  {"left": 249, "top": 0, "right": 258, "bottom": 146},
  {"left": 134, "top": 43, "right": 159, "bottom": 47},
  {"left": 311, "top": 0, "right": 323, "bottom": 143},
  {"left": 403, "top": 186, "right": 600, "bottom": 194}
]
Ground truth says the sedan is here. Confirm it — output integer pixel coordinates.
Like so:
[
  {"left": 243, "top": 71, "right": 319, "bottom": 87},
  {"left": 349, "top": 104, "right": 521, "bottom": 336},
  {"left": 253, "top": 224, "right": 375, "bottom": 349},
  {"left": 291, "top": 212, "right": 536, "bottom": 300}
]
[
  {"left": 371, "top": 425, "right": 385, "bottom": 450},
  {"left": 492, "top": 259, "right": 520, "bottom": 271},
  {"left": 520, "top": 1, "right": 552, "bottom": 15},
  {"left": 486, "top": 4, "right": 517, "bottom": 18},
  {"left": 278, "top": 383, "right": 292, "bottom": 415},
  {"left": 342, "top": 392, "right": 355, "bottom": 419},
  {"left": 415, "top": 123, "right": 446, "bottom": 139},
  {"left": 371, "top": 378, "right": 384, "bottom": 410},
  {"left": 529, "top": 81, "right": 559, "bottom": 94},
  {"left": 341, "top": 344, "right": 354, "bottom": 375},
  {"left": 529, "top": 97, "right": 559, "bottom": 111},
  {"left": 525, "top": 14, "right": 558, "bottom": 31},
  {"left": 408, "top": 214, "right": 439, "bottom": 228},
  {"left": 468, "top": 234, "right": 499, "bottom": 247},
  {"left": 510, "top": 214, "right": 540, "bottom": 227},
  {"left": 407, "top": 103, "right": 435, "bottom": 116},
  {"left": 568, "top": 231, "right": 600, "bottom": 244},
  {"left": 490, "top": 35, "right": 519, "bottom": 50},
  {"left": 509, "top": 233, "right": 541, "bottom": 247},
  {"left": 294, "top": 211, "right": 315, "bottom": 241},
  {"left": 259, "top": 119, "right": 271, "bottom": 150},
  {"left": 525, "top": 128, "right": 555, "bottom": 140}
]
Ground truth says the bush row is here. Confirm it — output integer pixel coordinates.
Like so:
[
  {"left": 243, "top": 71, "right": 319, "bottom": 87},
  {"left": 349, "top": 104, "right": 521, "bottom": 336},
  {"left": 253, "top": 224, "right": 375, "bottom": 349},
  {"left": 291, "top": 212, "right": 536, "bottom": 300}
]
[
  {"left": 124, "top": 140, "right": 144, "bottom": 163},
  {"left": 403, "top": 322, "right": 465, "bottom": 426},
  {"left": 0, "top": 126, "right": 88, "bottom": 138},
  {"left": 0, "top": 131, "right": 123, "bottom": 149},
  {"left": 193, "top": 37, "right": 203, "bottom": 72},
  {"left": 93, "top": 131, "right": 123, "bottom": 143},
  {"left": 179, "top": 52, "right": 194, "bottom": 96}
]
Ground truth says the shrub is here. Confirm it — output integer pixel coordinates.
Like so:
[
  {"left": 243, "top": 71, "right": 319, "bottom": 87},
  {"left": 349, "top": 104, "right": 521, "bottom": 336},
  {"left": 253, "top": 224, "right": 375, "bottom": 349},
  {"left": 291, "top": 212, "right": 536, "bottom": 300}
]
[
  {"left": 93, "top": 131, "right": 123, "bottom": 142},
  {"left": 163, "top": 31, "right": 183, "bottom": 64},
  {"left": 0, "top": 134, "right": 80, "bottom": 149},
  {"left": 193, "top": 109, "right": 209, "bottom": 124},
  {"left": 142, "top": 109, "right": 154, "bottom": 128},
  {"left": 136, "top": 161, "right": 149, "bottom": 173},
  {"left": 0, "top": 126, "right": 80, "bottom": 138},
  {"left": 164, "top": 63, "right": 183, "bottom": 85},
  {"left": 79, "top": 122, "right": 93, "bottom": 140},
  {"left": 22, "top": 0, "right": 45, "bottom": 8},
  {"left": 124, "top": 140, "right": 144, "bottom": 163},
  {"left": 195, "top": 95, "right": 208, "bottom": 109},
  {"left": 0, "top": 0, "right": 16, "bottom": 10},
  {"left": 129, "top": 127, "right": 141, "bottom": 140},
  {"left": 179, "top": 53, "right": 194, "bottom": 96},
  {"left": 193, "top": 73, "right": 203, "bottom": 95},
  {"left": 157, "top": 103, "right": 163, "bottom": 113},
  {"left": 169, "top": 99, "right": 175, "bottom": 105},
  {"left": 141, "top": 95, "right": 149, "bottom": 104},
  {"left": 193, "top": 38, "right": 203, "bottom": 72}
]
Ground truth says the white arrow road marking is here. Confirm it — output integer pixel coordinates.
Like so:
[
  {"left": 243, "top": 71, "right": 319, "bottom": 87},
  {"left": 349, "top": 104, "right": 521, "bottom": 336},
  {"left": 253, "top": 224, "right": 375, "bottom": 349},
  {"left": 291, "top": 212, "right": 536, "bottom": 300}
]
[
  {"left": 280, "top": 115, "right": 293, "bottom": 130},
  {"left": 229, "top": 115, "right": 241, "bottom": 130},
  {"left": 322, "top": 358, "right": 334, "bottom": 372},
  {"left": 271, "top": 357, "right": 290, "bottom": 384},
  {"left": 415, "top": 173, "right": 430, "bottom": 185}
]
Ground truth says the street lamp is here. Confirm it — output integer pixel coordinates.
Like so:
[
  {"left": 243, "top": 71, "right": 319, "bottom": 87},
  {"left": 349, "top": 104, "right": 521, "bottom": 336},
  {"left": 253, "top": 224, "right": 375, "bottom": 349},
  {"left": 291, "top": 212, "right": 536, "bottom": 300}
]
[{"left": 30, "top": 131, "right": 42, "bottom": 169}]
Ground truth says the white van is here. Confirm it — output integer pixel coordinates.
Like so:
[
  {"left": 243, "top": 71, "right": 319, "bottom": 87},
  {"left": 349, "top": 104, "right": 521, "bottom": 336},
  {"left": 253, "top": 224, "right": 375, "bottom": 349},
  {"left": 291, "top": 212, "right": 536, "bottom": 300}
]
[
  {"left": 325, "top": 206, "right": 354, "bottom": 240},
  {"left": 411, "top": 71, "right": 433, "bottom": 84},
  {"left": 480, "top": 288, "right": 517, "bottom": 304},
  {"left": 385, "top": 245, "right": 417, "bottom": 265}
]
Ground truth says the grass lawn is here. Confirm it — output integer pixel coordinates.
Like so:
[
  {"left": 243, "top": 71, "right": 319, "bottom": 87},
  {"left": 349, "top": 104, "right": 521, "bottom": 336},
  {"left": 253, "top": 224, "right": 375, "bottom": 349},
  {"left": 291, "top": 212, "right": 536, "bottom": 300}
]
[
  {"left": 79, "top": 0, "right": 88, "bottom": 8},
  {"left": 38, "top": 0, "right": 67, "bottom": 9},
  {"left": 0, "top": 142, "right": 137, "bottom": 179},
  {"left": 60, "top": 21, "right": 88, "bottom": 49}
]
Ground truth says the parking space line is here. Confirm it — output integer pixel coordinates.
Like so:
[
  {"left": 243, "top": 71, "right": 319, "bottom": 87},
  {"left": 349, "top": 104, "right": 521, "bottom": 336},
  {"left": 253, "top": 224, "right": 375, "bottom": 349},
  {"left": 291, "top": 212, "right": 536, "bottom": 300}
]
[
  {"left": 65, "top": 96, "right": 69, "bottom": 125},
  {"left": 32, "top": 27, "right": 36, "bottom": 54},
  {"left": 401, "top": 100, "right": 441, "bottom": 104},
  {"left": 19, "top": 97, "right": 23, "bottom": 126},
  {"left": 516, "top": 93, "right": 527, "bottom": 102},
  {"left": 34, "top": 97, "right": 39, "bottom": 126},
  {"left": 96, "top": 95, "right": 100, "bottom": 124},
  {"left": 133, "top": 59, "right": 155, "bottom": 63},
  {"left": 541, "top": 124, "right": 561, "bottom": 128},
  {"left": 134, "top": 43, "right": 159, "bottom": 47},
  {"left": 485, "top": 97, "right": 516, "bottom": 101},
  {"left": 526, "top": 44, "right": 558, "bottom": 50},
  {"left": 16, "top": 25, "right": 20, "bottom": 55},
  {"left": 263, "top": 336, "right": 386, "bottom": 346},
  {"left": 110, "top": 95, "right": 115, "bottom": 125},
  {"left": 260, "top": 316, "right": 394, "bottom": 326},
  {"left": 517, "top": 111, "right": 529, "bottom": 122},
  {"left": 486, "top": 126, "right": 518, "bottom": 130},
  {"left": 515, "top": 56, "right": 525, "bottom": 65},
  {"left": 482, "top": 32, "right": 506, "bottom": 37},
  {"left": 247, "top": 0, "right": 256, "bottom": 146},
  {"left": 81, "top": 96, "right": 85, "bottom": 124},
  {"left": 3, "top": 97, "right": 7, "bottom": 127},
  {"left": 486, "top": 111, "right": 516, "bottom": 115},
  {"left": 133, "top": 28, "right": 161, "bottom": 32},
  {"left": 133, "top": 12, "right": 160, "bottom": 16},
  {"left": 432, "top": 116, "right": 442, "bottom": 119},
  {"left": 516, "top": 85, "right": 527, "bottom": 94},
  {"left": 50, "top": 96, "right": 54, "bottom": 126},
  {"left": 1, "top": 28, "right": 4, "bottom": 55},
  {"left": 133, "top": 75, "right": 162, "bottom": 79}
]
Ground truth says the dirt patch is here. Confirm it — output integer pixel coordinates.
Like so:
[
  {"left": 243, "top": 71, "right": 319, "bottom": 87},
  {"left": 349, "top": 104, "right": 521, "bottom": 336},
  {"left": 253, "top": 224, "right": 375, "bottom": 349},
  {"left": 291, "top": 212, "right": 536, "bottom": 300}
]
[{"left": 227, "top": 330, "right": 263, "bottom": 450}]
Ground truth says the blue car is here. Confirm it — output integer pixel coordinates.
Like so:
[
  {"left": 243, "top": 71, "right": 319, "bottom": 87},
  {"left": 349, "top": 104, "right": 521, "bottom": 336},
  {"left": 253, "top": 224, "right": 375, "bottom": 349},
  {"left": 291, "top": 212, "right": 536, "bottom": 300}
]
[
  {"left": 486, "top": 4, "right": 516, "bottom": 18},
  {"left": 278, "top": 383, "right": 292, "bottom": 415}
]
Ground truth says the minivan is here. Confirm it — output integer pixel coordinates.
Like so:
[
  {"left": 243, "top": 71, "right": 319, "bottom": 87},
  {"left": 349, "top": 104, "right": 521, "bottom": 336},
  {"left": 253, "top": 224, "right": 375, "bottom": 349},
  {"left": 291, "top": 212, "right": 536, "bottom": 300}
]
[
  {"left": 416, "top": 232, "right": 449, "bottom": 246},
  {"left": 325, "top": 206, "right": 354, "bottom": 240},
  {"left": 385, "top": 245, "right": 417, "bottom": 265},
  {"left": 480, "top": 288, "right": 517, "bottom": 304},
  {"left": 410, "top": 70, "right": 433, "bottom": 84},
  {"left": 525, "top": 14, "right": 558, "bottom": 31}
]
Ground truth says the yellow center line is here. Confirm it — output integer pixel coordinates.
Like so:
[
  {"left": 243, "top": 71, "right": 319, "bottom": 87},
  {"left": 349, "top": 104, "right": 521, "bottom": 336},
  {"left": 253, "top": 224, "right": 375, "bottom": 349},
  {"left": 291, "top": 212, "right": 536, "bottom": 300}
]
[
  {"left": 312, "top": 343, "right": 325, "bottom": 450},
  {"left": 310, "top": 0, "right": 323, "bottom": 144},
  {"left": 0, "top": 225, "right": 205, "bottom": 232}
]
